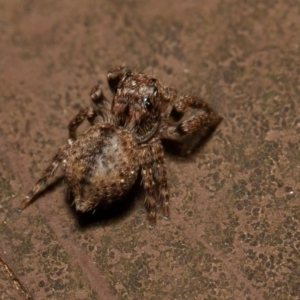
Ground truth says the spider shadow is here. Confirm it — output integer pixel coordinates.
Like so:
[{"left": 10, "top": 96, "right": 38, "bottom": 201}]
[{"left": 65, "top": 178, "right": 143, "bottom": 229}]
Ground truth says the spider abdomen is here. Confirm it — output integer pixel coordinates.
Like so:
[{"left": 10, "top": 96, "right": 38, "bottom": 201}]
[{"left": 64, "top": 123, "right": 140, "bottom": 212}]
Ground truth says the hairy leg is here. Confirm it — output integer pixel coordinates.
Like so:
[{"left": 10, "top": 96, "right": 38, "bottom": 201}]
[
  {"left": 169, "top": 95, "right": 217, "bottom": 121},
  {"left": 20, "top": 143, "right": 70, "bottom": 210},
  {"left": 68, "top": 107, "right": 96, "bottom": 141},
  {"left": 140, "top": 138, "right": 169, "bottom": 228},
  {"left": 160, "top": 95, "right": 221, "bottom": 141},
  {"left": 150, "top": 139, "right": 170, "bottom": 219},
  {"left": 107, "top": 66, "right": 131, "bottom": 93},
  {"left": 68, "top": 84, "right": 111, "bottom": 141}
]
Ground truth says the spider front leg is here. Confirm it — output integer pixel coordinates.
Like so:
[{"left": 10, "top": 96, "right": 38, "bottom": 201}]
[
  {"left": 140, "top": 138, "right": 170, "bottom": 229},
  {"left": 68, "top": 107, "right": 96, "bottom": 141},
  {"left": 160, "top": 95, "right": 221, "bottom": 153},
  {"left": 68, "top": 84, "right": 110, "bottom": 141},
  {"left": 107, "top": 66, "right": 131, "bottom": 93},
  {"left": 20, "top": 143, "right": 70, "bottom": 210}
]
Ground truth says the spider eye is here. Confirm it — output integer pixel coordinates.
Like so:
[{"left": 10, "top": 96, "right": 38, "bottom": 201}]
[{"left": 142, "top": 96, "right": 152, "bottom": 109}]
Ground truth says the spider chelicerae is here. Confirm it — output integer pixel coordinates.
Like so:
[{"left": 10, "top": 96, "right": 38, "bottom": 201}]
[{"left": 21, "top": 66, "right": 221, "bottom": 229}]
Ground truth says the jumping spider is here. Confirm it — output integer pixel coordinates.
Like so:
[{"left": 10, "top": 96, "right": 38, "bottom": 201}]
[{"left": 21, "top": 66, "right": 221, "bottom": 228}]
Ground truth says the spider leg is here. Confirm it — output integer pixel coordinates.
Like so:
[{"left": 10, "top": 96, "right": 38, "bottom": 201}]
[
  {"left": 168, "top": 95, "right": 218, "bottom": 122},
  {"left": 159, "top": 95, "right": 221, "bottom": 153},
  {"left": 68, "top": 106, "right": 96, "bottom": 141},
  {"left": 90, "top": 84, "right": 114, "bottom": 125},
  {"left": 140, "top": 145, "right": 157, "bottom": 229},
  {"left": 140, "top": 138, "right": 169, "bottom": 229},
  {"left": 68, "top": 85, "right": 111, "bottom": 141},
  {"left": 107, "top": 66, "right": 131, "bottom": 93},
  {"left": 150, "top": 139, "right": 170, "bottom": 219},
  {"left": 20, "top": 143, "right": 70, "bottom": 210}
]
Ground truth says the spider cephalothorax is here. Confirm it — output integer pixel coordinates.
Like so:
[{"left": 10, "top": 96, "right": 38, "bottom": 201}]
[
  {"left": 109, "top": 67, "right": 170, "bottom": 143},
  {"left": 21, "top": 66, "right": 221, "bottom": 228}
]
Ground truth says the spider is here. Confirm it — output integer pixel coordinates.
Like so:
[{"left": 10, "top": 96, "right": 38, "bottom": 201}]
[{"left": 21, "top": 66, "right": 221, "bottom": 229}]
